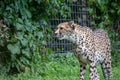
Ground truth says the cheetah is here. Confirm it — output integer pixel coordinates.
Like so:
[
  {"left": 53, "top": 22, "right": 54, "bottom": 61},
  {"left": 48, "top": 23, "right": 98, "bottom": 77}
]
[{"left": 55, "top": 21, "right": 112, "bottom": 80}]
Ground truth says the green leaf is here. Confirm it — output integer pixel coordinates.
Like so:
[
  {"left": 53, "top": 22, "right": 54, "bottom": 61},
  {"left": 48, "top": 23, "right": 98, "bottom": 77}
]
[
  {"left": 25, "top": 8, "right": 32, "bottom": 18},
  {"left": 41, "top": 40, "right": 46, "bottom": 45},
  {"left": 98, "top": 22, "right": 104, "bottom": 28},
  {"left": 21, "top": 38, "right": 28, "bottom": 47},
  {"left": 37, "top": 32, "right": 43, "bottom": 38},
  {"left": 22, "top": 48, "right": 30, "bottom": 58},
  {"left": 17, "top": 18, "right": 23, "bottom": 24},
  {"left": 117, "top": 9, "right": 120, "bottom": 15},
  {"left": 16, "top": 33, "right": 28, "bottom": 47},
  {"left": 46, "top": 48, "right": 53, "bottom": 54},
  {"left": 24, "top": 20, "right": 33, "bottom": 32},
  {"left": 7, "top": 43, "right": 20, "bottom": 54},
  {"left": 15, "top": 22, "right": 24, "bottom": 30}
]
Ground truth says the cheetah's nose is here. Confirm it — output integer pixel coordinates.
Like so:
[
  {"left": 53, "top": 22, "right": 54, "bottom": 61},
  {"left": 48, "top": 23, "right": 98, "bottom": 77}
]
[
  {"left": 54, "top": 31, "right": 58, "bottom": 37},
  {"left": 55, "top": 30, "right": 58, "bottom": 36},
  {"left": 55, "top": 31, "right": 57, "bottom": 34},
  {"left": 54, "top": 33, "right": 57, "bottom": 37}
]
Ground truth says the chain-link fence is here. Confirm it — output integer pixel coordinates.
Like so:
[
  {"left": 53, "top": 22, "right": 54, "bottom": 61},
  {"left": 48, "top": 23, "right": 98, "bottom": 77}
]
[{"left": 48, "top": 0, "right": 92, "bottom": 53}]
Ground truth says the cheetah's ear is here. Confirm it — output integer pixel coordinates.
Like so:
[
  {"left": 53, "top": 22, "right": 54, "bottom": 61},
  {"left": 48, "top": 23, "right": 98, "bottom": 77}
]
[{"left": 68, "top": 21, "right": 75, "bottom": 30}]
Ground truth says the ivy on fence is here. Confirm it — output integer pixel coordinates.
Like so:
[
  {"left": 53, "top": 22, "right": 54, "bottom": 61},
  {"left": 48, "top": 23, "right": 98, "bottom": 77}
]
[{"left": 0, "top": 0, "right": 71, "bottom": 73}]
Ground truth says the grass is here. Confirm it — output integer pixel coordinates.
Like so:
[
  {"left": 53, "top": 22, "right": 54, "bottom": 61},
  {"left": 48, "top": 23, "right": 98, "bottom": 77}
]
[{"left": 0, "top": 53, "right": 120, "bottom": 80}]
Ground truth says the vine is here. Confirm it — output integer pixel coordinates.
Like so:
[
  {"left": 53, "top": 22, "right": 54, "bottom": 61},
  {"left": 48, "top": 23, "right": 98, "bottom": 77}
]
[{"left": 0, "top": 0, "right": 71, "bottom": 73}]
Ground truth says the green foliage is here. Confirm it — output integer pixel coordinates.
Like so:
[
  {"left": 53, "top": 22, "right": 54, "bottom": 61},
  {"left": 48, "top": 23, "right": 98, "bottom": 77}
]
[
  {"left": 88, "top": 0, "right": 120, "bottom": 27},
  {"left": 87, "top": 0, "right": 120, "bottom": 32},
  {"left": 0, "top": 0, "right": 71, "bottom": 73},
  {"left": 0, "top": 53, "right": 120, "bottom": 80},
  {"left": 88, "top": 0, "right": 120, "bottom": 30}
]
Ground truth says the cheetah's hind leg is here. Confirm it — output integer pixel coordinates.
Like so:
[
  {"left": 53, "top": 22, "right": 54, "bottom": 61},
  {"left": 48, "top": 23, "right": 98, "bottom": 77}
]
[
  {"left": 101, "top": 60, "right": 112, "bottom": 80},
  {"left": 106, "top": 59, "right": 112, "bottom": 79},
  {"left": 101, "top": 62, "right": 109, "bottom": 80}
]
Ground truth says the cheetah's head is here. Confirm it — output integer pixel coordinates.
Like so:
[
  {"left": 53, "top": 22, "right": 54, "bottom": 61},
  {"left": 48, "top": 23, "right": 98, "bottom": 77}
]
[{"left": 55, "top": 21, "right": 75, "bottom": 40}]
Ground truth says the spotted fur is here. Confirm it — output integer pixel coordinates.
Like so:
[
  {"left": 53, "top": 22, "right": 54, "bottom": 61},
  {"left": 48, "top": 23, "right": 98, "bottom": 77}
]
[{"left": 55, "top": 21, "right": 112, "bottom": 80}]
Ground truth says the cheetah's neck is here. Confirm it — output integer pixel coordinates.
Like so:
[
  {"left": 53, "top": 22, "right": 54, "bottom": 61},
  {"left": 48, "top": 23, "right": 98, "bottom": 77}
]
[{"left": 68, "top": 32, "right": 84, "bottom": 46}]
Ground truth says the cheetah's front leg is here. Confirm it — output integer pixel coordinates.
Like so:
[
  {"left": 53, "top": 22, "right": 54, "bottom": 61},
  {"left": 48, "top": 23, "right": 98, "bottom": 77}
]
[{"left": 80, "top": 64, "right": 86, "bottom": 80}]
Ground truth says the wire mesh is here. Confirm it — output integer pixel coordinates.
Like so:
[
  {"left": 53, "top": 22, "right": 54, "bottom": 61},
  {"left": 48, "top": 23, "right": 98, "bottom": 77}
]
[{"left": 48, "top": 0, "right": 91, "bottom": 53}]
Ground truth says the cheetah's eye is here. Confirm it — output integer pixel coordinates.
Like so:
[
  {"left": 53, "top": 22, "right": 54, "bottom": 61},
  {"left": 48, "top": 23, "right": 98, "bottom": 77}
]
[{"left": 60, "top": 27, "right": 63, "bottom": 30}]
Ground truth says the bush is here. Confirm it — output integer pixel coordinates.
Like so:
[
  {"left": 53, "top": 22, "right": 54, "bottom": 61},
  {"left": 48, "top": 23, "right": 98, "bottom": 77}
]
[{"left": 0, "top": 0, "right": 71, "bottom": 73}]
